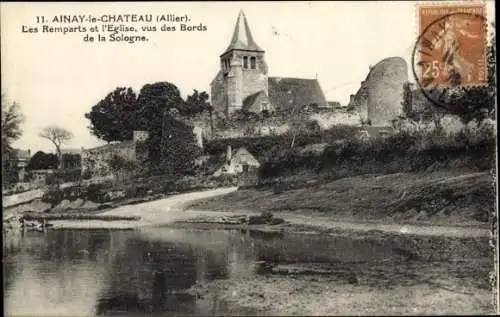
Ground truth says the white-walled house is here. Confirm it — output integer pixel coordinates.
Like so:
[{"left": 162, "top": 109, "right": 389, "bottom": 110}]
[{"left": 213, "top": 146, "right": 260, "bottom": 177}]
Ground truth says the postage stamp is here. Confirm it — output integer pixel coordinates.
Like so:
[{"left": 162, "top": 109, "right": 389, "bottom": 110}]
[{"left": 413, "top": 2, "right": 488, "bottom": 89}]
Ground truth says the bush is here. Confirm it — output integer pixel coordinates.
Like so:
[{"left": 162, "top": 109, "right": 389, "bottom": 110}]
[
  {"left": 62, "top": 184, "right": 85, "bottom": 201},
  {"left": 205, "top": 174, "right": 238, "bottom": 187},
  {"left": 41, "top": 187, "right": 64, "bottom": 208},
  {"left": 204, "top": 125, "right": 359, "bottom": 161},
  {"left": 82, "top": 169, "right": 92, "bottom": 180},
  {"left": 46, "top": 168, "right": 82, "bottom": 185},
  {"left": 258, "top": 127, "right": 495, "bottom": 181},
  {"left": 108, "top": 155, "right": 136, "bottom": 171},
  {"left": 85, "top": 182, "right": 114, "bottom": 202}
]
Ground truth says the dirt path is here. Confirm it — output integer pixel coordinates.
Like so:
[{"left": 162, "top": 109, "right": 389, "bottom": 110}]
[{"left": 49, "top": 187, "right": 240, "bottom": 229}]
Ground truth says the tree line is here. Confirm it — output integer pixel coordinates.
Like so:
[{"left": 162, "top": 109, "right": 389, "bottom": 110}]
[
  {"left": 85, "top": 83, "right": 211, "bottom": 142},
  {"left": 85, "top": 82, "right": 212, "bottom": 177}
]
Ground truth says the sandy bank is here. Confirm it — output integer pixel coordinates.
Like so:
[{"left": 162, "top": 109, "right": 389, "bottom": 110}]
[
  {"left": 186, "top": 266, "right": 494, "bottom": 315},
  {"left": 47, "top": 187, "right": 239, "bottom": 229}
]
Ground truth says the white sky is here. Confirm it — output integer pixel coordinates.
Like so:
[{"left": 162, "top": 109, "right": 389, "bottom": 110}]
[{"left": 1, "top": 1, "right": 495, "bottom": 153}]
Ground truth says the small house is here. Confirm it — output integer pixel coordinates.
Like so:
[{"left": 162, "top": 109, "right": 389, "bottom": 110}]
[{"left": 213, "top": 146, "right": 260, "bottom": 177}]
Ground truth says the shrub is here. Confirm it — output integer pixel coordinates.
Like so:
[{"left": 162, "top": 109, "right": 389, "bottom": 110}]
[
  {"left": 108, "top": 155, "right": 136, "bottom": 172},
  {"left": 41, "top": 187, "right": 64, "bottom": 208},
  {"left": 85, "top": 182, "right": 114, "bottom": 202},
  {"left": 45, "top": 168, "right": 82, "bottom": 185},
  {"left": 82, "top": 169, "right": 92, "bottom": 180},
  {"left": 203, "top": 125, "right": 360, "bottom": 161},
  {"left": 257, "top": 126, "right": 495, "bottom": 181}
]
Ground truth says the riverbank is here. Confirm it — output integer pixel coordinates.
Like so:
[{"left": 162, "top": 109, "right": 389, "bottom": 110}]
[
  {"left": 188, "top": 170, "right": 495, "bottom": 229},
  {"left": 4, "top": 171, "right": 494, "bottom": 239}
]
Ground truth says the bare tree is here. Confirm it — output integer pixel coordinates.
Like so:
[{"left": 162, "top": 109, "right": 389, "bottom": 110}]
[{"left": 39, "top": 126, "right": 73, "bottom": 168}]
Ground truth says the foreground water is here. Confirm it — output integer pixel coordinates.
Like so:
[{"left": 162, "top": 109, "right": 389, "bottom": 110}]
[{"left": 3, "top": 227, "right": 494, "bottom": 316}]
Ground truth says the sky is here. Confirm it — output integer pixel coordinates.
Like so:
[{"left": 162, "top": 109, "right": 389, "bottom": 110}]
[{"left": 1, "top": 1, "right": 495, "bottom": 153}]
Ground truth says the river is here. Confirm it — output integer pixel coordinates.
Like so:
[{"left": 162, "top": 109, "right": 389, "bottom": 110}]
[{"left": 3, "top": 224, "right": 494, "bottom": 316}]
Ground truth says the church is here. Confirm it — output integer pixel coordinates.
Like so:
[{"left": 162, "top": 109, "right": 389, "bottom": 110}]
[{"left": 210, "top": 11, "right": 328, "bottom": 118}]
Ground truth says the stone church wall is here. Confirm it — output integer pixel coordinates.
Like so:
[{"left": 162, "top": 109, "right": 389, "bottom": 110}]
[
  {"left": 242, "top": 71, "right": 268, "bottom": 103},
  {"left": 227, "top": 67, "right": 243, "bottom": 114}
]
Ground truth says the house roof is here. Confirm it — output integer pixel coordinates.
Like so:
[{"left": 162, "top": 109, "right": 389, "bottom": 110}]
[
  {"left": 232, "top": 147, "right": 260, "bottom": 166},
  {"left": 221, "top": 10, "right": 264, "bottom": 56},
  {"left": 268, "top": 77, "right": 328, "bottom": 112}
]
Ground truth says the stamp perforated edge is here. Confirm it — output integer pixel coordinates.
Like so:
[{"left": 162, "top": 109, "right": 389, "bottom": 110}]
[{"left": 412, "top": 1, "right": 490, "bottom": 88}]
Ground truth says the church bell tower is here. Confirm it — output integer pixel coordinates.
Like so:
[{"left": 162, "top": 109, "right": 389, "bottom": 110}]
[{"left": 214, "top": 10, "right": 269, "bottom": 117}]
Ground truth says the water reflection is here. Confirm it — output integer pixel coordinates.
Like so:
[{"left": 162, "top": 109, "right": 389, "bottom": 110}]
[
  {"left": 4, "top": 230, "right": 112, "bottom": 316},
  {"left": 3, "top": 227, "right": 489, "bottom": 316}
]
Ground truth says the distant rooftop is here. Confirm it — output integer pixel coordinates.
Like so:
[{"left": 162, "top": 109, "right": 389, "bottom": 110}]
[
  {"left": 11, "top": 149, "right": 31, "bottom": 160},
  {"left": 60, "top": 148, "right": 82, "bottom": 155}
]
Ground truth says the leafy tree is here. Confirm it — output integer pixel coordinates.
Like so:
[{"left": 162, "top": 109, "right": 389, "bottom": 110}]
[
  {"left": 136, "top": 82, "right": 185, "bottom": 162},
  {"left": 1, "top": 96, "right": 24, "bottom": 157},
  {"left": 184, "top": 90, "right": 213, "bottom": 116},
  {"left": 38, "top": 126, "right": 73, "bottom": 167},
  {"left": 184, "top": 89, "right": 214, "bottom": 133},
  {"left": 85, "top": 82, "right": 202, "bottom": 178},
  {"left": 152, "top": 114, "right": 200, "bottom": 178},
  {"left": 398, "top": 83, "right": 447, "bottom": 132},
  {"left": 2, "top": 96, "right": 24, "bottom": 187},
  {"left": 26, "top": 151, "right": 59, "bottom": 170},
  {"left": 136, "top": 82, "right": 184, "bottom": 129},
  {"left": 85, "top": 87, "right": 138, "bottom": 142}
]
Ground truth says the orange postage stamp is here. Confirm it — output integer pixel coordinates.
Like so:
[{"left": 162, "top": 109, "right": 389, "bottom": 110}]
[{"left": 414, "top": 2, "right": 487, "bottom": 89}]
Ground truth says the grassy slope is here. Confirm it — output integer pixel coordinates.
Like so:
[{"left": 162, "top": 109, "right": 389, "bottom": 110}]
[{"left": 189, "top": 170, "right": 495, "bottom": 227}]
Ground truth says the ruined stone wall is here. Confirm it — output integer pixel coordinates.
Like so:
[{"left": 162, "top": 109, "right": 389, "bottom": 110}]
[
  {"left": 242, "top": 71, "right": 268, "bottom": 102},
  {"left": 210, "top": 72, "right": 226, "bottom": 116},
  {"left": 366, "top": 57, "right": 408, "bottom": 127},
  {"left": 348, "top": 82, "right": 368, "bottom": 124},
  {"left": 81, "top": 141, "right": 136, "bottom": 178}
]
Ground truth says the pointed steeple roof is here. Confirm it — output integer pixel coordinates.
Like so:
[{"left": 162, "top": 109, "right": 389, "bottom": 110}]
[{"left": 221, "top": 10, "right": 264, "bottom": 56}]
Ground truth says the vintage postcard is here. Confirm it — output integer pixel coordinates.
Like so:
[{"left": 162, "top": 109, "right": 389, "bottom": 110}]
[{"left": 1, "top": 1, "right": 498, "bottom": 316}]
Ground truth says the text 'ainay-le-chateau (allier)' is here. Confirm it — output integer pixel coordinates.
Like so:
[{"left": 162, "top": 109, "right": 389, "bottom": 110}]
[{"left": 36, "top": 14, "right": 191, "bottom": 24}]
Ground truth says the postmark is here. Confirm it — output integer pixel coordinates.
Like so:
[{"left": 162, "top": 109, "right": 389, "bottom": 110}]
[{"left": 411, "top": 2, "right": 488, "bottom": 109}]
